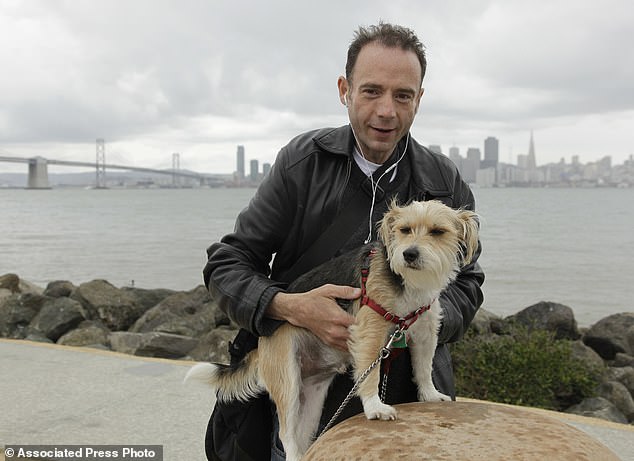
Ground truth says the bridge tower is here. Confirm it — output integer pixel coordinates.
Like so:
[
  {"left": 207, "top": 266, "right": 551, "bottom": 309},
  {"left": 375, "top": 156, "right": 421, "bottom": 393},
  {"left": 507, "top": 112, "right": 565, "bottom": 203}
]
[
  {"left": 96, "top": 138, "right": 106, "bottom": 189},
  {"left": 27, "top": 157, "right": 50, "bottom": 189},
  {"left": 172, "top": 153, "right": 180, "bottom": 187}
]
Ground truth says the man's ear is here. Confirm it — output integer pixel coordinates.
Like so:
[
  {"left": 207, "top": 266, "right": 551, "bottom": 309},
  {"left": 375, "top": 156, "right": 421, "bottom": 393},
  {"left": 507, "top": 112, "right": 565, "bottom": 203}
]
[
  {"left": 414, "top": 87, "right": 424, "bottom": 113},
  {"left": 337, "top": 76, "right": 349, "bottom": 106}
]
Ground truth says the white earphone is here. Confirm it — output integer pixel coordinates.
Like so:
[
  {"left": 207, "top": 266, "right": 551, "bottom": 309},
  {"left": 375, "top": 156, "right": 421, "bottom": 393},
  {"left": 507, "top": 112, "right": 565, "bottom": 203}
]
[{"left": 349, "top": 124, "right": 410, "bottom": 244}]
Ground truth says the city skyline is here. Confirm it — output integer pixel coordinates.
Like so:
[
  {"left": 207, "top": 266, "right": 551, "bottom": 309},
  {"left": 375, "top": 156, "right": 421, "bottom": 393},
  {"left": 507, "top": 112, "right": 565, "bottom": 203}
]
[{"left": 1, "top": 1, "right": 633, "bottom": 173}]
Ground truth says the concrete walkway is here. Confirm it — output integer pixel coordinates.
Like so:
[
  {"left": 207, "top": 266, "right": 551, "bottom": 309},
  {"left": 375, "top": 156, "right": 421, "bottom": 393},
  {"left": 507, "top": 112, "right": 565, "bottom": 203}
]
[{"left": 1, "top": 339, "right": 632, "bottom": 460}]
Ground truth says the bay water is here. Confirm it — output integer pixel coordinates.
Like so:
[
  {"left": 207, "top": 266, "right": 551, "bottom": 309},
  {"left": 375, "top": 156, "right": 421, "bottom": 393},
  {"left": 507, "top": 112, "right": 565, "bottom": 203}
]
[{"left": 1, "top": 187, "right": 632, "bottom": 327}]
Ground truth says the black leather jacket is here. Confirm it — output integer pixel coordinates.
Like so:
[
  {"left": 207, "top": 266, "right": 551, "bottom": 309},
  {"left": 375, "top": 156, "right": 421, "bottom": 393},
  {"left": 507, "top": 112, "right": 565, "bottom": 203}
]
[{"left": 204, "top": 125, "right": 484, "bottom": 398}]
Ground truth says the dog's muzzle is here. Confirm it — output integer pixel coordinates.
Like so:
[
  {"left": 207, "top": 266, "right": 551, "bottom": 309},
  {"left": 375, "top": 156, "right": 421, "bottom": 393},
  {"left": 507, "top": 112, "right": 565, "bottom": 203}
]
[{"left": 403, "top": 247, "right": 420, "bottom": 267}]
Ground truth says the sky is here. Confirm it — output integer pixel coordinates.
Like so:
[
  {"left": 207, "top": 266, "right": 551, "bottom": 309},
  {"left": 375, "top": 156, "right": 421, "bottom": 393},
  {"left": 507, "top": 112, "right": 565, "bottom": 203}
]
[{"left": 1, "top": 0, "right": 633, "bottom": 174}]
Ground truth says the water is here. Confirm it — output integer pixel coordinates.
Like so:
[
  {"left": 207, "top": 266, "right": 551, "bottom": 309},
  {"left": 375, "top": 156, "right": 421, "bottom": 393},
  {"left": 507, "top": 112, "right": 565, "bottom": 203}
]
[{"left": 1, "top": 187, "right": 633, "bottom": 327}]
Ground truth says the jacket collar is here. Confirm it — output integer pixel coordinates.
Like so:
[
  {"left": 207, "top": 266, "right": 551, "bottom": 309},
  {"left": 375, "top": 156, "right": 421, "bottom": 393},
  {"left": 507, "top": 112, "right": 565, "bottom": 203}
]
[{"left": 313, "top": 125, "right": 452, "bottom": 200}]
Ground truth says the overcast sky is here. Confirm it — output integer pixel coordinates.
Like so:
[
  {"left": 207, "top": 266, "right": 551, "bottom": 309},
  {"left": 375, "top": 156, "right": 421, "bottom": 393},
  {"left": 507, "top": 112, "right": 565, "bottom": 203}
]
[{"left": 1, "top": 0, "right": 633, "bottom": 174}]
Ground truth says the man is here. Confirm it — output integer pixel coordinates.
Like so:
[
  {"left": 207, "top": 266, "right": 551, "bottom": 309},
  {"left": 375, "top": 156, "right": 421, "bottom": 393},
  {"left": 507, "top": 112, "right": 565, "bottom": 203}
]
[{"left": 204, "top": 22, "right": 484, "bottom": 461}]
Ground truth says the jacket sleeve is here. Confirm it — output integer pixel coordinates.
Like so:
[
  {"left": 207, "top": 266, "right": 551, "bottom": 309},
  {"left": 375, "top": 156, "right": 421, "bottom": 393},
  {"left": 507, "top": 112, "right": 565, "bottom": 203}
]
[
  {"left": 203, "top": 150, "right": 292, "bottom": 337},
  {"left": 437, "top": 176, "right": 485, "bottom": 344}
]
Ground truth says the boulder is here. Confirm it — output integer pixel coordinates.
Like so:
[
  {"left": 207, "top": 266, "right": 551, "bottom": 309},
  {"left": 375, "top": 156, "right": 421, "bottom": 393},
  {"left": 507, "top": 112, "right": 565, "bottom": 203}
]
[
  {"left": 121, "top": 286, "right": 175, "bottom": 311},
  {"left": 187, "top": 326, "right": 238, "bottom": 363},
  {"left": 0, "top": 293, "right": 46, "bottom": 338},
  {"left": 611, "top": 353, "right": 634, "bottom": 367},
  {"left": 57, "top": 320, "right": 110, "bottom": 347},
  {"left": 29, "top": 297, "right": 87, "bottom": 341},
  {"left": 130, "top": 285, "right": 228, "bottom": 337},
  {"left": 0, "top": 273, "right": 20, "bottom": 293},
  {"left": 606, "top": 366, "right": 634, "bottom": 394},
  {"left": 597, "top": 381, "right": 634, "bottom": 422},
  {"left": 24, "top": 328, "right": 54, "bottom": 343},
  {"left": 565, "top": 397, "right": 628, "bottom": 424},
  {"left": 570, "top": 340, "right": 606, "bottom": 372},
  {"left": 304, "top": 401, "right": 620, "bottom": 461},
  {"left": 470, "top": 308, "right": 504, "bottom": 335},
  {"left": 43, "top": 280, "right": 76, "bottom": 298},
  {"left": 71, "top": 279, "right": 145, "bottom": 331},
  {"left": 507, "top": 301, "right": 580, "bottom": 340},
  {"left": 583, "top": 313, "right": 634, "bottom": 360},
  {"left": 109, "top": 331, "right": 198, "bottom": 359}
]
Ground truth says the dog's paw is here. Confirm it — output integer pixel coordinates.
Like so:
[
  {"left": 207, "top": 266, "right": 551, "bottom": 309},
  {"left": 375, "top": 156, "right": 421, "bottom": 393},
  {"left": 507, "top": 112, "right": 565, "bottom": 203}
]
[
  {"left": 419, "top": 389, "right": 451, "bottom": 402},
  {"left": 362, "top": 395, "right": 398, "bottom": 421}
]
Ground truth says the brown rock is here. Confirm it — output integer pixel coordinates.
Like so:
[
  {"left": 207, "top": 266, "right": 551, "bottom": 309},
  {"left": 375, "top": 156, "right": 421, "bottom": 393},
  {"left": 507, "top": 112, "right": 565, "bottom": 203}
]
[{"left": 304, "top": 401, "right": 619, "bottom": 461}]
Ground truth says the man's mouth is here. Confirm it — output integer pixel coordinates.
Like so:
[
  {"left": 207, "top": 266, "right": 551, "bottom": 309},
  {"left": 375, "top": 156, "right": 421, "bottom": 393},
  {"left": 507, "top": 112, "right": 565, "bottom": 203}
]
[{"left": 372, "top": 127, "right": 395, "bottom": 135}]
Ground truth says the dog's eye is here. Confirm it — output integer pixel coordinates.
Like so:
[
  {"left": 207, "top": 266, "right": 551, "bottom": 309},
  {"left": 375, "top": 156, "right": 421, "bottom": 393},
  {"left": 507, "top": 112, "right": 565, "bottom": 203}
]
[
  {"left": 430, "top": 228, "right": 446, "bottom": 236},
  {"left": 400, "top": 226, "right": 412, "bottom": 234}
]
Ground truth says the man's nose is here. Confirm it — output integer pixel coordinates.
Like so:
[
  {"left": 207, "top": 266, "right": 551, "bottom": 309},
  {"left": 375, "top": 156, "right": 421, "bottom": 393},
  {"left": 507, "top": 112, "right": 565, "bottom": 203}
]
[{"left": 376, "top": 95, "right": 397, "bottom": 118}]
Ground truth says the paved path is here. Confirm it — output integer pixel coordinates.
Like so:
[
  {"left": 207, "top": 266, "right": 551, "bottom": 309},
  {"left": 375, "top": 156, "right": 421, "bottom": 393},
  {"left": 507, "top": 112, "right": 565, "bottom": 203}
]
[
  {"left": 1, "top": 339, "right": 632, "bottom": 460},
  {"left": 1, "top": 339, "right": 214, "bottom": 460}
]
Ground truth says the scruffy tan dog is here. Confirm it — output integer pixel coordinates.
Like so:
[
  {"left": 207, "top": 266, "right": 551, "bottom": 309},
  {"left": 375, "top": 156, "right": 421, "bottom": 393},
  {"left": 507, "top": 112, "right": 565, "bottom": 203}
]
[{"left": 187, "top": 200, "right": 479, "bottom": 461}]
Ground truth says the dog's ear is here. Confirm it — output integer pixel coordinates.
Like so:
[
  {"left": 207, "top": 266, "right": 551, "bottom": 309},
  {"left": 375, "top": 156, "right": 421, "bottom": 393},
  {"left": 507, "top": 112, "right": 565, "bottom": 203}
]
[
  {"left": 378, "top": 202, "right": 399, "bottom": 245},
  {"left": 456, "top": 209, "right": 480, "bottom": 265}
]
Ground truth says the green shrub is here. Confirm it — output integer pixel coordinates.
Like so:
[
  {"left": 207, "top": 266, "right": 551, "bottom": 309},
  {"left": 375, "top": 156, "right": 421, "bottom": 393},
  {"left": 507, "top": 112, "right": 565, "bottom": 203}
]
[{"left": 450, "top": 326, "right": 601, "bottom": 410}]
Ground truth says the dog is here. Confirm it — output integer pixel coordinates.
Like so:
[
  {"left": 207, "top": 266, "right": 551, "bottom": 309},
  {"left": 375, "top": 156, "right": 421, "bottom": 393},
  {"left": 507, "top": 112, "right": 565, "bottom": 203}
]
[{"left": 187, "top": 200, "right": 479, "bottom": 460}]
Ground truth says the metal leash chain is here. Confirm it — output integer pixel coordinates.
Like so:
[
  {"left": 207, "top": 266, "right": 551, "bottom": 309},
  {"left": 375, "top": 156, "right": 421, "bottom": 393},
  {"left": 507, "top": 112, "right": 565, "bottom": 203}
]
[{"left": 317, "top": 327, "right": 405, "bottom": 438}]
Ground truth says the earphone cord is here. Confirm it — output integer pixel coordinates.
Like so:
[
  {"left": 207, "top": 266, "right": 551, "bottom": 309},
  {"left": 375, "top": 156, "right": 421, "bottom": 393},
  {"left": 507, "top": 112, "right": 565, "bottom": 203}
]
[{"left": 354, "top": 131, "right": 410, "bottom": 244}]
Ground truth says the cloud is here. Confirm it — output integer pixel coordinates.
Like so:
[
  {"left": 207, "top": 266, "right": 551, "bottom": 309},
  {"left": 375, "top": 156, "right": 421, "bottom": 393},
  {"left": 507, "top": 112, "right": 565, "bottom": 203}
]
[{"left": 0, "top": 0, "right": 632, "bottom": 171}]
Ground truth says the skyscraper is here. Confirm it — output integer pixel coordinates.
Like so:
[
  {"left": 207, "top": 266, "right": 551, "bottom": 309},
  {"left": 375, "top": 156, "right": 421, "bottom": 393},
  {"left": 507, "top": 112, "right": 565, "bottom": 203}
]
[
  {"left": 250, "top": 159, "right": 259, "bottom": 182},
  {"left": 236, "top": 145, "right": 245, "bottom": 179},
  {"left": 527, "top": 131, "right": 537, "bottom": 169},
  {"left": 482, "top": 137, "right": 499, "bottom": 169},
  {"left": 449, "top": 146, "right": 461, "bottom": 168},
  {"left": 428, "top": 144, "right": 442, "bottom": 154}
]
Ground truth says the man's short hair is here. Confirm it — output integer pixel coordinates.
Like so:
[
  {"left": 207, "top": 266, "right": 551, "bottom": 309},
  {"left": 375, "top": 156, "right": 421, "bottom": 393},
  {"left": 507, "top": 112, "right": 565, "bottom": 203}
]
[{"left": 345, "top": 22, "right": 427, "bottom": 85}]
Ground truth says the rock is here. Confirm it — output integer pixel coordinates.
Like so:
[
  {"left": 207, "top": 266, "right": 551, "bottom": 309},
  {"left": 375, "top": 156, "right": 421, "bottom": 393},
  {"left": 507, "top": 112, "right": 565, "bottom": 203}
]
[
  {"left": 109, "top": 331, "right": 143, "bottom": 355},
  {"left": 583, "top": 313, "right": 634, "bottom": 360},
  {"left": 121, "top": 286, "right": 176, "bottom": 311},
  {"left": 71, "top": 279, "right": 145, "bottom": 331},
  {"left": 628, "top": 325, "right": 634, "bottom": 356},
  {"left": 187, "top": 327, "right": 238, "bottom": 363},
  {"left": 304, "top": 401, "right": 621, "bottom": 461},
  {"left": 565, "top": 397, "right": 628, "bottom": 424},
  {"left": 57, "top": 320, "right": 109, "bottom": 347},
  {"left": 43, "top": 280, "right": 76, "bottom": 298},
  {"left": 606, "top": 366, "right": 634, "bottom": 395},
  {"left": 470, "top": 308, "right": 503, "bottom": 335},
  {"left": 507, "top": 301, "right": 580, "bottom": 340},
  {"left": 570, "top": 340, "right": 606, "bottom": 373},
  {"left": 611, "top": 353, "right": 634, "bottom": 367},
  {"left": 109, "top": 331, "right": 198, "bottom": 359},
  {"left": 0, "top": 273, "right": 20, "bottom": 292},
  {"left": 0, "top": 293, "right": 46, "bottom": 338},
  {"left": 130, "top": 285, "right": 227, "bottom": 337},
  {"left": 29, "top": 297, "right": 87, "bottom": 341},
  {"left": 24, "top": 329, "right": 54, "bottom": 343},
  {"left": 597, "top": 381, "right": 634, "bottom": 422}
]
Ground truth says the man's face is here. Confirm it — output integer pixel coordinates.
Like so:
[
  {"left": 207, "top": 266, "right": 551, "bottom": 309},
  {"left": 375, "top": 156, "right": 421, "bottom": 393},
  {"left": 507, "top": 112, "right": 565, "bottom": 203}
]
[{"left": 338, "top": 43, "right": 423, "bottom": 164}]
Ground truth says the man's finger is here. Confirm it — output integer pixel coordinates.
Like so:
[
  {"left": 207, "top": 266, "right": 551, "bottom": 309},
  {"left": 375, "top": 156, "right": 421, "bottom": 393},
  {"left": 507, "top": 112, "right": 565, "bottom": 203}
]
[{"left": 319, "top": 284, "right": 362, "bottom": 300}]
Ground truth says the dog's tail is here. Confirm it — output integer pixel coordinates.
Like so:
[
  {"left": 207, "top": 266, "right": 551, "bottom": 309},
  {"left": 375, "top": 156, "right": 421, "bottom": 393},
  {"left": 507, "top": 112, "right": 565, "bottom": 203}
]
[{"left": 185, "top": 350, "right": 263, "bottom": 403}]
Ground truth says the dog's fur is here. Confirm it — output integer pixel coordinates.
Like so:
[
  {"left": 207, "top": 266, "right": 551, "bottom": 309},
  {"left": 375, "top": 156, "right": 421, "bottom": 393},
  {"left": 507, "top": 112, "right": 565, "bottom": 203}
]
[{"left": 187, "top": 200, "right": 479, "bottom": 461}]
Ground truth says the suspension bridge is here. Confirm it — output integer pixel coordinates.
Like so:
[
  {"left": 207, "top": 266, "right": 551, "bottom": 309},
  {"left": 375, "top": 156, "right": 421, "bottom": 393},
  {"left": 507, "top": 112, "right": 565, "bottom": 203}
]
[{"left": 0, "top": 142, "right": 225, "bottom": 188}]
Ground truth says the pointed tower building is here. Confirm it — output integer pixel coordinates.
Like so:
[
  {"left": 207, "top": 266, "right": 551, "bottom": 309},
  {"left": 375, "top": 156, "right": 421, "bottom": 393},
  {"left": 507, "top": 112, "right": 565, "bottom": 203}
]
[{"left": 527, "top": 131, "right": 537, "bottom": 170}]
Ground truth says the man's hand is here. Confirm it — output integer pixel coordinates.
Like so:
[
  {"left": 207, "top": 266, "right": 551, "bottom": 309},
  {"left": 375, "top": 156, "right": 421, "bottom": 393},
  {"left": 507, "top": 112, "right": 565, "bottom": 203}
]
[{"left": 266, "top": 284, "right": 360, "bottom": 351}]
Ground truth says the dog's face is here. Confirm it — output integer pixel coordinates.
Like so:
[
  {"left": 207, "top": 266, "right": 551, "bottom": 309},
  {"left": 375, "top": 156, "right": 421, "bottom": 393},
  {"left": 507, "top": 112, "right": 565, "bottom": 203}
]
[{"left": 378, "top": 200, "right": 479, "bottom": 289}]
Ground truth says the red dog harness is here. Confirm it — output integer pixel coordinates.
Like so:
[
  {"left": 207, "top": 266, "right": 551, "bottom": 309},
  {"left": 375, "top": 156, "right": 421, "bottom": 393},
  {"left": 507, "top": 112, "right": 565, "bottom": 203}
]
[{"left": 360, "top": 248, "right": 432, "bottom": 331}]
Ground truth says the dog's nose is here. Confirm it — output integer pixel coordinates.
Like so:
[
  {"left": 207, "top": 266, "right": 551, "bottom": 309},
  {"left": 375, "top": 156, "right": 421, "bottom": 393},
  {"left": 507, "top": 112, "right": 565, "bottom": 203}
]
[{"left": 403, "top": 247, "right": 419, "bottom": 263}]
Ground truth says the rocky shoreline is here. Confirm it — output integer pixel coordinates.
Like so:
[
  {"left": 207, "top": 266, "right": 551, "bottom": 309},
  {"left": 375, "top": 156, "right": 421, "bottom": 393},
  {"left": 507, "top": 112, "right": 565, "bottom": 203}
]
[{"left": 1, "top": 273, "right": 633, "bottom": 426}]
